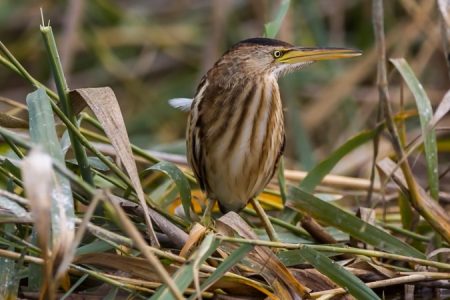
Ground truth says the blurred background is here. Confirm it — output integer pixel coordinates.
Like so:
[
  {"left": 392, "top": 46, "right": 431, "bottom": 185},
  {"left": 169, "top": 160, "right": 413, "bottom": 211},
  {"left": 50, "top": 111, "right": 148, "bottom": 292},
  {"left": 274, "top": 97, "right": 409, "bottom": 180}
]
[{"left": 0, "top": 0, "right": 448, "bottom": 178}]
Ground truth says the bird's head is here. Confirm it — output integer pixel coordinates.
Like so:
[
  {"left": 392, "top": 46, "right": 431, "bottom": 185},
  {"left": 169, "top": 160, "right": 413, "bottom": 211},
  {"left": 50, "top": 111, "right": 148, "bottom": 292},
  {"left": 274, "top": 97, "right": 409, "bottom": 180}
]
[{"left": 219, "top": 37, "right": 362, "bottom": 79}]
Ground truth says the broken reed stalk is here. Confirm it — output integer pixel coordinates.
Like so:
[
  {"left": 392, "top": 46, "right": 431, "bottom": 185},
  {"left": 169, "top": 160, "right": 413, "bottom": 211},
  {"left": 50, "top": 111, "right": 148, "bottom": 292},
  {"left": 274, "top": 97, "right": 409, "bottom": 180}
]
[{"left": 40, "top": 24, "right": 94, "bottom": 185}]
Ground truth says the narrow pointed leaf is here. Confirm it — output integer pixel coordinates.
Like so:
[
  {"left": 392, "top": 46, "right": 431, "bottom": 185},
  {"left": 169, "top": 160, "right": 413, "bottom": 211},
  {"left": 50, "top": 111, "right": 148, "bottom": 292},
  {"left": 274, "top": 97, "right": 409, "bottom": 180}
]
[
  {"left": 298, "top": 245, "right": 380, "bottom": 300},
  {"left": 288, "top": 186, "right": 425, "bottom": 258}
]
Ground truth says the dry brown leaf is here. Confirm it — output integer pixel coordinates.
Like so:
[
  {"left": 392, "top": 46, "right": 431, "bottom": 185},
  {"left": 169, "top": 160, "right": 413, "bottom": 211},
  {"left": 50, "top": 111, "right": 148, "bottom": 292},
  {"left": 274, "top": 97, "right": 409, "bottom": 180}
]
[
  {"left": 118, "top": 196, "right": 189, "bottom": 249},
  {"left": 216, "top": 212, "right": 311, "bottom": 299},
  {"left": 75, "top": 253, "right": 177, "bottom": 281},
  {"left": 0, "top": 112, "right": 28, "bottom": 128},
  {"left": 291, "top": 269, "right": 352, "bottom": 300},
  {"left": 70, "top": 87, "right": 158, "bottom": 247},
  {"left": 348, "top": 260, "right": 396, "bottom": 279},
  {"left": 180, "top": 223, "right": 207, "bottom": 258}
]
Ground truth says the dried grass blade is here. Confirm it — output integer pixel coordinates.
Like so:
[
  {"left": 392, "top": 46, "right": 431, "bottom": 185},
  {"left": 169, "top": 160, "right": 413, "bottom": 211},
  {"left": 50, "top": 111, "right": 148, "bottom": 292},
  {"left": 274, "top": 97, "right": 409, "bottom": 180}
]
[
  {"left": 75, "top": 253, "right": 174, "bottom": 282},
  {"left": 71, "top": 87, "right": 159, "bottom": 246},
  {"left": 0, "top": 113, "right": 28, "bottom": 128},
  {"left": 431, "top": 89, "right": 450, "bottom": 127}
]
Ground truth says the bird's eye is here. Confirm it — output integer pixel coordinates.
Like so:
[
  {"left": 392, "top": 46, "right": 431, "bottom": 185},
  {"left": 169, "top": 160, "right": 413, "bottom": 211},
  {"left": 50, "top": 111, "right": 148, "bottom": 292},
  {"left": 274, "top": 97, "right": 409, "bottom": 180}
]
[{"left": 273, "top": 50, "right": 282, "bottom": 58}]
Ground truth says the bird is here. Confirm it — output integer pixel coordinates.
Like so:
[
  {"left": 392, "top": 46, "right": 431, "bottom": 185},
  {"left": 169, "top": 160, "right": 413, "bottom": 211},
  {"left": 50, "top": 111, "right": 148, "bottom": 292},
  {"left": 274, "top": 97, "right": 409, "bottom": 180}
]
[{"left": 184, "top": 37, "right": 361, "bottom": 223}]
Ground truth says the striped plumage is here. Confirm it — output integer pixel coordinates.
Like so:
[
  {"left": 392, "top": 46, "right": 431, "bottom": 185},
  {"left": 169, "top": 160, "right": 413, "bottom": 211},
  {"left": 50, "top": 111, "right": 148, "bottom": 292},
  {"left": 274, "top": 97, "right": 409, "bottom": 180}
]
[{"left": 187, "top": 38, "right": 361, "bottom": 213}]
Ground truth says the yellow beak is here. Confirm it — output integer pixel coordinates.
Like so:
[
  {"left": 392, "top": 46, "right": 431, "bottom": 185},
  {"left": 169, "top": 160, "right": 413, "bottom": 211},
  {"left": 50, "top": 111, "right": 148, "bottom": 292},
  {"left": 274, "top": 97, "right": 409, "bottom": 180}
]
[{"left": 278, "top": 47, "right": 362, "bottom": 63}]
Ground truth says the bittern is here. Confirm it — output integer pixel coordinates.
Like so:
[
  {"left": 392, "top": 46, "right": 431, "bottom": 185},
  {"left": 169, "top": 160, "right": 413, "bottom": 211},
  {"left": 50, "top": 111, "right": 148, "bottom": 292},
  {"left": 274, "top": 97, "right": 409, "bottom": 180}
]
[{"left": 185, "top": 37, "right": 361, "bottom": 224}]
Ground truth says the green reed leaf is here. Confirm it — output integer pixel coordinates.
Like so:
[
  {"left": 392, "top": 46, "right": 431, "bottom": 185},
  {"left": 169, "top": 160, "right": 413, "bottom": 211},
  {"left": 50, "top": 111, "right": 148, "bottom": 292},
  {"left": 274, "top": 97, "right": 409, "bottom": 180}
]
[
  {"left": 288, "top": 186, "right": 425, "bottom": 258},
  {"left": 142, "top": 161, "right": 192, "bottom": 221},
  {"left": 390, "top": 58, "right": 439, "bottom": 200}
]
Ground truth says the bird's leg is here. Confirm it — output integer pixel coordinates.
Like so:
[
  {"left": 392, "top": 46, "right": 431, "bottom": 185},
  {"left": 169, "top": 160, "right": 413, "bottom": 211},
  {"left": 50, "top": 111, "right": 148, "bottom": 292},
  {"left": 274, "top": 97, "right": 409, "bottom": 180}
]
[
  {"left": 200, "top": 198, "right": 216, "bottom": 227},
  {"left": 250, "top": 198, "right": 279, "bottom": 242}
]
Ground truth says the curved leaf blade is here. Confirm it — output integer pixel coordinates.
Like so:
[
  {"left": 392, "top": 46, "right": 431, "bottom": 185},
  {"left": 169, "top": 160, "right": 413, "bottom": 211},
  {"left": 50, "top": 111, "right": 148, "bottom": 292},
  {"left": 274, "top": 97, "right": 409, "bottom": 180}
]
[
  {"left": 390, "top": 58, "right": 439, "bottom": 200},
  {"left": 142, "top": 161, "right": 192, "bottom": 221},
  {"left": 27, "top": 88, "right": 75, "bottom": 239}
]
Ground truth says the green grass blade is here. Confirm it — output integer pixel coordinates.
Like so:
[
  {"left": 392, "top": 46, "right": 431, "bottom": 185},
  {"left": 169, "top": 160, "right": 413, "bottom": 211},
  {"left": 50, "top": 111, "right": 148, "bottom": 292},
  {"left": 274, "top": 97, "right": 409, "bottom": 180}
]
[
  {"left": 300, "top": 127, "right": 381, "bottom": 193},
  {"left": 288, "top": 186, "right": 425, "bottom": 258},
  {"left": 264, "top": 0, "right": 290, "bottom": 38},
  {"left": 27, "top": 88, "right": 75, "bottom": 238},
  {"left": 142, "top": 161, "right": 192, "bottom": 221},
  {"left": 76, "top": 240, "right": 114, "bottom": 256},
  {"left": 40, "top": 24, "right": 93, "bottom": 184},
  {"left": 298, "top": 245, "right": 380, "bottom": 300},
  {"left": 277, "top": 248, "right": 339, "bottom": 266},
  {"left": 390, "top": 58, "right": 439, "bottom": 200},
  {"left": 151, "top": 234, "right": 220, "bottom": 300},
  {"left": 188, "top": 243, "right": 254, "bottom": 299},
  {"left": 60, "top": 274, "right": 89, "bottom": 300}
]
